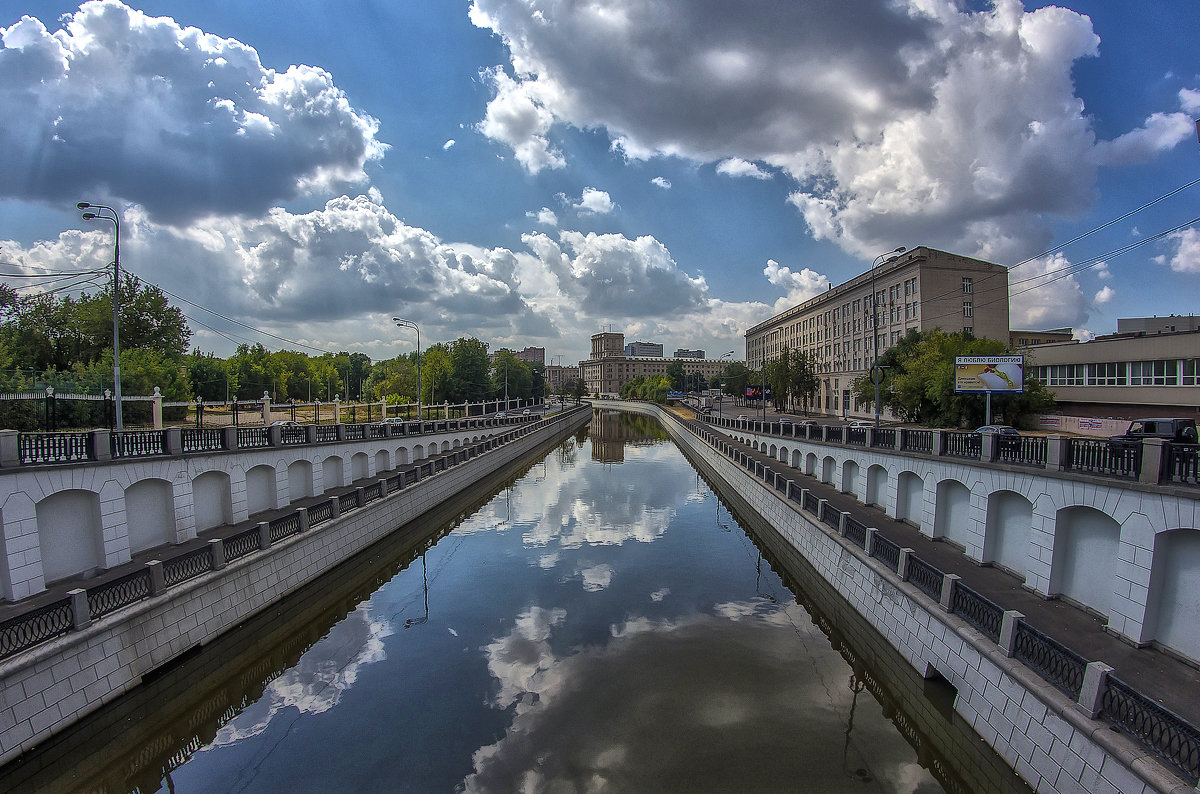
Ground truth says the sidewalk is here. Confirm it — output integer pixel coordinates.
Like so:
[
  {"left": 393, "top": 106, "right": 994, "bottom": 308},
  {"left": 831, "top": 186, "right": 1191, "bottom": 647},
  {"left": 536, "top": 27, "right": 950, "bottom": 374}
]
[{"left": 683, "top": 413, "right": 1200, "bottom": 731}]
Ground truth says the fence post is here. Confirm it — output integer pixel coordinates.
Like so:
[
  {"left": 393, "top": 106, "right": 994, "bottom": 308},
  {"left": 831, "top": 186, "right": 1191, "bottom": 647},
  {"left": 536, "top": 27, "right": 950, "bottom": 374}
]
[
  {"left": 897, "top": 548, "right": 914, "bottom": 580},
  {"left": 305, "top": 424, "right": 319, "bottom": 444},
  {"left": 221, "top": 426, "right": 237, "bottom": 451},
  {"left": 0, "top": 430, "right": 18, "bottom": 467},
  {"left": 1045, "top": 435, "right": 1069, "bottom": 470},
  {"left": 799, "top": 488, "right": 810, "bottom": 511},
  {"left": 268, "top": 424, "right": 283, "bottom": 448},
  {"left": 785, "top": 480, "right": 793, "bottom": 501},
  {"left": 932, "top": 430, "right": 947, "bottom": 457},
  {"left": 146, "top": 560, "right": 165, "bottom": 596},
  {"left": 258, "top": 521, "right": 272, "bottom": 551},
  {"left": 837, "top": 510, "right": 850, "bottom": 537},
  {"left": 209, "top": 538, "right": 226, "bottom": 570},
  {"left": 164, "top": 427, "right": 183, "bottom": 456},
  {"left": 817, "top": 498, "right": 829, "bottom": 524},
  {"left": 1140, "top": 438, "right": 1167, "bottom": 485},
  {"left": 355, "top": 486, "right": 366, "bottom": 507},
  {"left": 1076, "top": 661, "right": 1114, "bottom": 719},
  {"left": 89, "top": 429, "right": 112, "bottom": 462},
  {"left": 69, "top": 588, "right": 92, "bottom": 630},
  {"left": 981, "top": 431, "right": 998, "bottom": 462},
  {"left": 329, "top": 496, "right": 341, "bottom": 520},
  {"left": 939, "top": 573, "right": 960, "bottom": 611},
  {"left": 865, "top": 527, "right": 877, "bottom": 555},
  {"left": 999, "top": 610, "right": 1024, "bottom": 657},
  {"left": 296, "top": 507, "right": 310, "bottom": 533}
]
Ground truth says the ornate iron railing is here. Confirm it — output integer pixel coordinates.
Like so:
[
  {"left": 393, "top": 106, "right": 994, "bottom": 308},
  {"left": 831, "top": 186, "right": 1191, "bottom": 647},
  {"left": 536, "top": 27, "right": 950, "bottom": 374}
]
[
  {"left": 905, "top": 556, "right": 944, "bottom": 601},
  {"left": 87, "top": 569, "right": 153, "bottom": 619},
  {"left": 315, "top": 425, "right": 339, "bottom": 443},
  {"left": 1012, "top": 621, "right": 1085, "bottom": 698},
  {"left": 363, "top": 482, "right": 383, "bottom": 503},
  {"left": 943, "top": 431, "right": 981, "bottom": 460},
  {"left": 338, "top": 491, "right": 360, "bottom": 512},
  {"left": 18, "top": 432, "right": 91, "bottom": 464},
  {"left": 899, "top": 428, "right": 933, "bottom": 454},
  {"left": 870, "top": 428, "right": 897, "bottom": 448},
  {"left": 820, "top": 502, "right": 841, "bottom": 530},
  {"left": 825, "top": 425, "right": 843, "bottom": 443},
  {"left": 236, "top": 427, "right": 270, "bottom": 449},
  {"left": 1067, "top": 438, "right": 1140, "bottom": 479},
  {"left": 270, "top": 512, "right": 303, "bottom": 542},
  {"left": 280, "top": 425, "right": 307, "bottom": 445},
  {"left": 843, "top": 515, "right": 867, "bottom": 548},
  {"left": 802, "top": 491, "right": 819, "bottom": 515},
  {"left": 308, "top": 500, "right": 334, "bottom": 527},
  {"left": 224, "top": 528, "right": 261, "bottom": 562},
  {"left": 870, "top": 534, "right": 901, "bottom": 572},
  {"left": 1101, "top": 674, "right": 1200, "bottom": 784},
  {"left": 163, "top": 546, "right": 213, "bottom": 587},
  {"left": 846, "top": 427, "right": 868, "bottom": 447},
  {"left": 0, "top": 598, "right": 72, "bottom": 660},
  {"left": 1164, "top": 444, "right": 1200, "bottom": 487},
  {"left": 181, "top": 428, "right": 223, "bottom": 452},
  {"left": 111, "top": 430, "right": 166, "bottom": 459},
  {"left": 343, "top": 424, "right": 365, "bottom": 441},
  {"left": 949, "top": 583, "right": 1003, "bottom": 643},
  {"left": 995, "top": 434, "right": 1047, "bottom": 467}
]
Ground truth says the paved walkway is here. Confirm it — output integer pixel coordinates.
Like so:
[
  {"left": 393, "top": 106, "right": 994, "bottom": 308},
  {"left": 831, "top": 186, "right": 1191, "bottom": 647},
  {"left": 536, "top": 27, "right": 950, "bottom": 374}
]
[{"left": 678, "top": 412, "right": 1200, "bottom": 732}]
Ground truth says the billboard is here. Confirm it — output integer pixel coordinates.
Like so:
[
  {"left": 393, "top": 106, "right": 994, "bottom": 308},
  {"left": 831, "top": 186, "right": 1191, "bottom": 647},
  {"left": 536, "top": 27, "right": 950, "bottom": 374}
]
[{"left": 954, "top": 355, "right": 1024, "bottom": 393}]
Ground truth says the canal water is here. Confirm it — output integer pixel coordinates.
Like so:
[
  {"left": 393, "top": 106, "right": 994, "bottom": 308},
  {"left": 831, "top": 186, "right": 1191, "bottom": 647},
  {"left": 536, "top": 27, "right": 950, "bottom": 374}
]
[{"left": 0, "top": 410, "right": 1031, "bottom": 793}]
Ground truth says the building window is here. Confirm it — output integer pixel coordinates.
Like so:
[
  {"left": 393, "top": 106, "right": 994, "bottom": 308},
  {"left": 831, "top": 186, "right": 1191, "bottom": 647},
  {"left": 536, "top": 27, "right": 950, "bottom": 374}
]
[
  {"left": 962, "top": 301, "right": 973, "bottom": 318},
  {"left": 1184, "top": 359, "right": 1200, "bottom": 386},
  {"left": 1129, "top": 360, "right": 1178, "bottom": 386},
  {"left": 1087, "top": 362, "right": 1127, "bottom": 386},
  {"left": 1047, "top": 364, "right": 1085, "bottom": 387},
  {"left": 963, "top": 327, "right": 973, "bottom": 337},
  {"left": 962, "top": 277, "right": 973, "bottom": 294}
]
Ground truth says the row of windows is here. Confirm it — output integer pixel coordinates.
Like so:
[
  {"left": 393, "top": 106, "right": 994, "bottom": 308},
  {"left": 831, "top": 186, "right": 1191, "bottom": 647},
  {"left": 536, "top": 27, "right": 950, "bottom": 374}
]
[{"left": 1031, "top": 359, "right": 1200, "bottom": 387}]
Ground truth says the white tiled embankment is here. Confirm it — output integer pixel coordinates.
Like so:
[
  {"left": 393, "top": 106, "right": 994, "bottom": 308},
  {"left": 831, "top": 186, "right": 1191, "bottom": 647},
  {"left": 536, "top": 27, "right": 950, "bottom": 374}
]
[
  {"left": 0, "top": 408, "right": 591, "bottom": 766},
  {"left": 611, "top": 401, "right": 1189, "bottom": 794}
]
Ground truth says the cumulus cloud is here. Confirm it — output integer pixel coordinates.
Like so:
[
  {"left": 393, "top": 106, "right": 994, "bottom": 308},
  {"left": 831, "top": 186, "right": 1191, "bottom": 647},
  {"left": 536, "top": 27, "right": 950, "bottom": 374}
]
[
  {"left": 763, "top": 259, "right": 830, "bottom": 311},
  {"left": 716, "top": 158, "right": 772, "bottom": 180},
  {"left": 650, "top": 176, "right": 672, "bottom": 189},
  {"left": 470, "top": 0, "right": 1192, "bottom": 263},
  {"left": 1155, "top": 227, "right": 1200, "bottom": 273},
  {"left": 526, "top": 207, "right": 558, "bottom": 226},
  {"left": 0, "top": 2, "right": 385, "bottom": 224},
  {"left": 443, "top": 139, "right": 456, "bottom": 150},
  {"left": 475, "top": 66, "right": 565, "bottom": 173},
  {"left": 1072, "top": 328, "right": 1095, "bottom": 343},
  {"left": 1008, "top": 254, "right": 1091, "bottom": 329},
  {"left": 571, "top": 187, "right": 614, "bottom": 215},
  {"left": 1094, "top": 285, "right": 1115, "bottom": 305},
  {"left": 1181, "top": 88, "right": 1200, "bottom": 115}
]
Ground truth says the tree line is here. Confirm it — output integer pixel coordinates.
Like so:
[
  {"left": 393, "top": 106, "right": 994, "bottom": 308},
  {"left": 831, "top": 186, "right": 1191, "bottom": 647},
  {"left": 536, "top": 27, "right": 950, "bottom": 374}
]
[{"left": 0, "top": 279, "right": 565, "bottom": 430}]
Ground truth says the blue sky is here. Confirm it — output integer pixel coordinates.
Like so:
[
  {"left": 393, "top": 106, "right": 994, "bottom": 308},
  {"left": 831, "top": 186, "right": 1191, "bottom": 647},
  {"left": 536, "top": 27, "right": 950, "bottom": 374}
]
[{"left": 1, "top": 0, "right": 1197, "bottom": 365}]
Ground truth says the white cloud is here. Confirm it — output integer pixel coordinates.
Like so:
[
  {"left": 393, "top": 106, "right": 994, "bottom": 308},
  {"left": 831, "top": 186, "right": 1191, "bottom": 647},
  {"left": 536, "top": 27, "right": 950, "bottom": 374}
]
[
  {"left": 1094, "top": 285, "right": 1115, "bottom": 305},
  {"left": 1072, "top": 328, "right": 1095, "bottom": 342},
  {"left": 650, "top": 176, "right": 672, "bottom": 189},
  {"left": 526, "top": 207, "right": 558, "bottom": 226},
  {"left": 443, "top": 139, "right": 456, "bottom": 150},
  {"left": 470, "top": 0, "right": 1192, "bottom": 263},
  {"left": 1008, "top": 253, "right": 1091, "bottom": 329},
  {"left": 572, "top": 187, "right": 614, "bottom": 215},
  {"left": 1157, "top": 227, "right": 1200, "bottom": 273},
  {"left": 763, "top": 259, "right": 830, "bottom": 310},
  {"left": 0, "top": 2, "right": 385, "bottom": 224},
  {"left": 716, "top": 158, "right": 772, "bottom": 180},
  {"left": 1178, "top": 88, "right": 1200, "bottom": 115},
  {"left": 475, "top": 66, "right": 565, "bottom": 173}
]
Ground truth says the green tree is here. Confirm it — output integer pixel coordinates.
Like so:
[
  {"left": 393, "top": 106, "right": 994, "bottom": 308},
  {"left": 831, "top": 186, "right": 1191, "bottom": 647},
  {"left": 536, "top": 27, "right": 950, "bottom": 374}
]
[
  {"left": 852, "top": 329, "right": 1055, "bottom": 427},
  {"left": 665, "top": 360, "right": 685, "bottom": 391},
  {"left": 423, "top": 344, "right": 453, "bottom": 405},
  {"left": 447, "top": 337, "right": 491, "bottom": 402}
]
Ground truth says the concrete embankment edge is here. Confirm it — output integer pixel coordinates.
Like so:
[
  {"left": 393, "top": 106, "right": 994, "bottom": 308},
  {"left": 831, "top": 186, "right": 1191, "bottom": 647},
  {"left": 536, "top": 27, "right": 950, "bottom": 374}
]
[{"left": 0, "top": 406, "right": 591, "bottom": 766}]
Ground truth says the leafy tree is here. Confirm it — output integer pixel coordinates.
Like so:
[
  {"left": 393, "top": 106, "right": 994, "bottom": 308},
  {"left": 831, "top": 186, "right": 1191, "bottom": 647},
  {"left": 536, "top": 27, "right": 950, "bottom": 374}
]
[
  {"left": 665, "top": 360, "right": 686, "bottom": 391},
  {"left": 491, "top": 349, "right": 532, "bottom": 400},
  {"left": 851, "top": 329, "right": 1055, "bottom": 428},
  {"left": 447, "top": 337, "right": 491, "bottom": 402},
  {"left": 789, "top": 350, "right": 820, "bottom": 414},
  {"left": 423, "top": 344, "right": 453, "bottom": 405}
]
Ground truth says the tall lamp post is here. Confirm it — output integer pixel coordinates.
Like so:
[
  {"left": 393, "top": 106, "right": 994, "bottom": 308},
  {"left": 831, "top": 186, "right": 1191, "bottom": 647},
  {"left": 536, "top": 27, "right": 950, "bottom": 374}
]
[
  {"left": 718, "top": 350, "right": 734, "bottom": 417},
  {"left": 869, "top": 246, "right": 907, "bottom": 428},
  {"left": 78, "top": 202, "right": 123, "bottom": 431},
  {"left": 392, "top": 318, "right": 421, "bottom": 421}
]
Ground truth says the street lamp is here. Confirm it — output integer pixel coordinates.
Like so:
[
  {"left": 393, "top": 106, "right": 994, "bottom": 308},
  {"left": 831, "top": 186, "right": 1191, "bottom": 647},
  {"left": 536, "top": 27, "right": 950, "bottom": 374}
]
[
  {"left": 392, "top": 317, "right": 421, "bottom": 421},
  {"left": 718, "top": 351, "right": 734, "bottom": 417},
  {"left": 869, "top": 246, "right": 906, "bottom": 428},
  {"left": 78, "top": 202, "right": 123, "bottom": 431}
]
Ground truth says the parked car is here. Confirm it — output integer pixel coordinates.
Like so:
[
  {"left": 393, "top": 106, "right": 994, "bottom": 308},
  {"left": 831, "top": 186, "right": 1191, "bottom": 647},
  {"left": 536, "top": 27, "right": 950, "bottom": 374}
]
[
  {"left": 495, "top": 412, "right": 507, "bottom": 418},
  {"left": 270, "top": 420, "right": 300, "bottom": 427},
  {"left": 1110, "top": 418, "right": 1198, "bottom": 444},
  {"left": 797, "top": 420, "right": 818, "bottom": 429},
  {"left": 777, "top": 418, "right": 792, "bottom": 425},
  {"left": 736, "top": 414, "right": 749, "bottom": 420},
  {"left": 976, "top": 425, "right": 1019, "bottom": 435},
  {"left": 847, "top": 420, "right": 873, "bottom": 429},
  {"left": 522, "top": 409, "right": 531, "bottom": 415}
]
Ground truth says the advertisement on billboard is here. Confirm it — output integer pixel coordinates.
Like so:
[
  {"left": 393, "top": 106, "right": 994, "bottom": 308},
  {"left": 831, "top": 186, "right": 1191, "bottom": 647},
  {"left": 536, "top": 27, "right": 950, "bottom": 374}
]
[{"left": 954, "top": 356, "right": 1024, "bottom": 393}]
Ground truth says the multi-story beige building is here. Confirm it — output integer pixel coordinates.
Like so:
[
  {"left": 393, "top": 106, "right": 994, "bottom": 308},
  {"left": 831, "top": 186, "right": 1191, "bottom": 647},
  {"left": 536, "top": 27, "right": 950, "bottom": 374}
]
[
  {"left": 1025, "top": 327, "right": 1200, "bottom": 419},
  {"left": 580, "top": 332, "right": 728, "bottom": 396},
  {"left": 1010, "top": 328, "right": 1074, "bottom": 348},
  {"left": 745, "top": 246, "right": 1009, "bottom": 417},
  {"left": 543, "top": 364, "right": 580, "bottom": 393}
]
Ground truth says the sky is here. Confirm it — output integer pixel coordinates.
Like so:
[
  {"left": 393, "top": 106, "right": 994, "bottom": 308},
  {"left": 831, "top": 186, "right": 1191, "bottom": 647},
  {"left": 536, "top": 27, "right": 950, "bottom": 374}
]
[{"left": 1, "top": 0, "right": 1197, "bottom": 366}]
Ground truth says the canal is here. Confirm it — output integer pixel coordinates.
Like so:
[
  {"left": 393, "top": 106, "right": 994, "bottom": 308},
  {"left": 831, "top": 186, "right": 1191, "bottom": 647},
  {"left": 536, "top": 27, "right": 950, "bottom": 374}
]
[{"left": 0, "top": 410, "right": 1030, "bottom": 793}]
